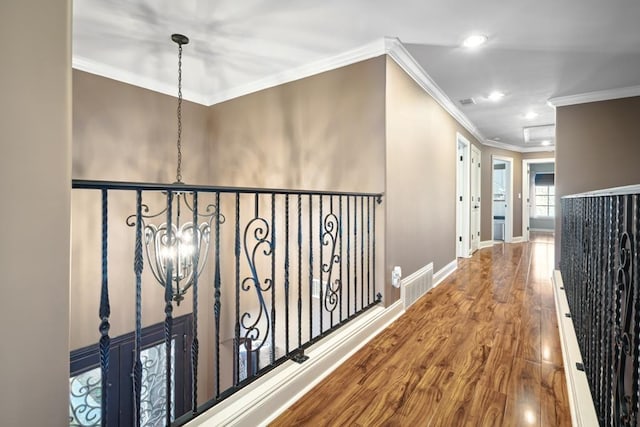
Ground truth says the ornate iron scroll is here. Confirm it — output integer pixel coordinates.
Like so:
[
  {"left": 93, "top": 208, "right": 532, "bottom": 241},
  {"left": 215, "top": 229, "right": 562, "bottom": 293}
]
[
  {"left": 240, "top": 201, "right": 273, "bottom": 355},
  {"left": 321, "top": 211, "right": 341, "bottom": 312}
]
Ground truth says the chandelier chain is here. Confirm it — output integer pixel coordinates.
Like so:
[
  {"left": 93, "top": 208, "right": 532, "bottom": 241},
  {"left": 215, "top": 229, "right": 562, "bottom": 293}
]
[{"left": 176, "top": 43, "right": 183, "bottom": 183}]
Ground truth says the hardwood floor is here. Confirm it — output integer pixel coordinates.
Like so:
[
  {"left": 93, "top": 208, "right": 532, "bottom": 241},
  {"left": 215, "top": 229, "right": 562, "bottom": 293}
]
[{"left": 272, "top": 237, "right": 571, "bottom": 426}]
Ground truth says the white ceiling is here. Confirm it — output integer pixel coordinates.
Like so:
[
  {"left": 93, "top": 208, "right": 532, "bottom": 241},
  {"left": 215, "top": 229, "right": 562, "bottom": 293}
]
[{"left": 73, "top": 0, "right": 640, "bottom": 151}]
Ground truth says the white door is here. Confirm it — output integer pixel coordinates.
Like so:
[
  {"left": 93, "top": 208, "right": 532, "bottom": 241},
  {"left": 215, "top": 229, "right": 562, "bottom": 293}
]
[
  {"left": 523, "top": 163, "right": 531, "bottom": 242},
  {"left": 470, "top": 146, "right": 481, "bottom": 253},
  {"left": 456, "top": 134, "right": 471, "bottom": 257}
]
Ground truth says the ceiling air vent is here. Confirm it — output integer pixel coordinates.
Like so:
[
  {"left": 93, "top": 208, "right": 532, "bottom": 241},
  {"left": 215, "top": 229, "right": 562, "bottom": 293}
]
[
  {"left": 459, "top": 98, "right": 476, "bottom": 106},
  {"left": 523, "top": 124, "right": 555, "bottom": 143}
]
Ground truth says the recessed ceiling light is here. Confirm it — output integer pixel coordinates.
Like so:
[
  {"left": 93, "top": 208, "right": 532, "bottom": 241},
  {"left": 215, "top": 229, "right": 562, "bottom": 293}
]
[
  {"left": 462, "top": 34, "right": 488, "bottom": 48},
  {"left": 488, "top": 91, "right": 505, "bottom": 101},
  {"left": 541, "top": 140, "right": 551, "bottom": 146},
  {"left": 525, "top": 111, "right": 538, "bottom": 120}
]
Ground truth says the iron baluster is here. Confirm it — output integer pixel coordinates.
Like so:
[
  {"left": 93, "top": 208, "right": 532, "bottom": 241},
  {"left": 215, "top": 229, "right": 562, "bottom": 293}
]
[
  {"left": 319, "top": 195, "right": 324, "bottom": 335},
  {"left": 164, "top": 190, "right": 174, "bottom": 427},
  {"left": 373, "top": 195, "right": 377, "bottom": 310},
  {"left": 347, "top": 196, "right": 351, "bottom": 318},
  {"left": 360, "top": 196, "right": 364, "bottom": 310},
  {"left": 284, "top": 194, "right": 290, "bottom": 355},
  {"left": 297, "top": 194, "right": 302, "bottom": 349},
  {"left": 133, "top": 190, "right": 143, "bottom": 427},
  {"left": 339, "top": 196, "right": 343, "bottom": 324},
  {"left": 353, "top": 196, "right": 358, "bottom": 314},
  {"left": 99, "top": 189, "right": 110, "bottom": 427},
  {"left": 240, "top": 193, "right": 273, "bottom": 371},
  {"left": 214, "top": 192, "right": 221, "bottom": 398},
  {"left": 309, "top": 194, "right": 313, "bottom": 342},
  {"left": 271, "top": 193, "right": 276, "bottom": 364},
  {"left": 367, "top": 196, "right": 371, "bottom": 305},
  {"left": 234, "top": 193, "right": 240, "bottom": 386},
  {"left": 191, "top": 192, "right": 199, "bottom": 414}
]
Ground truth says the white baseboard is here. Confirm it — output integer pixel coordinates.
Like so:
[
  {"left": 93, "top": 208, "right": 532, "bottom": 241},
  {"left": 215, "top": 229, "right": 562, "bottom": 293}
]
[
  {"left": 188, "top": 300, "right": 404, "bottom": 427},
  {"left": 511, "top": 236, "right": 525, "bottom": 243},
  {"left": 529, "top": 228, "right": 554, "bottom": 232},
  {"left": 552, "top": 270, "right": 598, "bottom": 427},
  {"left": 479, "top": 240, "right": 495, "bottom": 249},
  {"left": 433, "top": 259, "right": 457, "bottom": 288}
]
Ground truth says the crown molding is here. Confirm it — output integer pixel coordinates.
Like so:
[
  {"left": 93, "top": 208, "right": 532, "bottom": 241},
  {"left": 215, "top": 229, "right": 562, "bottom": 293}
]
[
  {"left": 484, "top": 139, "right": 555, "bottom": 153},
  {"left": 205, "top": 39, "right": 387, "bottom": 105},
  {"left": 73, "top": 56, "right": 212, "bottom": 106},
  {"left": 549, "top": 85, "right": 640, "bottom": 107},
  {"left": 74, "top": 38, "right": 555, "bottom": 155},
  {"left": 382, "top": 37, "right": 487, "bottom": 146}
]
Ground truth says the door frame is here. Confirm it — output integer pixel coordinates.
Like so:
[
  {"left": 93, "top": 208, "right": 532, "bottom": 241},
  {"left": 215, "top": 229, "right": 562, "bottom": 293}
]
[
  {"left": 492, "top": 155, "right": 514, "bottom": 243},
  {"left": 522, "top": 157, "right": 555, "bottom": 241},
  {"left": 470, "top": 144, "right": 481, "bottom": 253},
  {"left": 456, "top": 133, "right": 471, "bottom": 258}
]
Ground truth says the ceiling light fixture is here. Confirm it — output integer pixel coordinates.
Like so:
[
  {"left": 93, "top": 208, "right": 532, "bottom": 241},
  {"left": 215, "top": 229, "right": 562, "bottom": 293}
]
[
  {"left": 462, "top": 34, "right": 488, "bottom": 48},
  {"left": 127, "top": 34, "right": 219, "bottom": 305},
  {"left": 488, "top": 91, "right": 505, "bottom": 102},
  {"left": 525, "top": 111, "right": 538, "bottom": 120}
]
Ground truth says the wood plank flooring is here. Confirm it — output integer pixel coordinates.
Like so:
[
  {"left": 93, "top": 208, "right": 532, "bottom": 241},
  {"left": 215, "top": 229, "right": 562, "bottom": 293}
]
[{"left": 272, "top": 233, "right": 571, "bottom": 426}]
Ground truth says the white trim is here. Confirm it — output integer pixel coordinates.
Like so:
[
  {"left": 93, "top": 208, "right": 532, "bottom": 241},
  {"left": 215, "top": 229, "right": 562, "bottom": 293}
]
[
  {"left": 492, "top": 155, "right": 514, "bottom": 243},
  {"left": 470, "top": 145, "right": 482, "bottom": 254},
  {"left": 552, "top": 270, "right": 598, "bottom": 427},
  {"left": 72, "top": 56, "right": 212, "bottom": 106},
  {"left": 529, "top": 228, "right": 554, "bottom": 232},
  {"left": 433, "top": 259, "right": 458, "bottom": 287},
  {"left": 484, "top": 139, "right": 555, "bottom": 153},
  {"left": 207, "top": 39, "right": 387, "bottom": 106},
  {"left": 563, "top": 183, "right": 640, "bottom": 198},
  {"left": 456, "top": 134, "right": 471, "bottom": 258},
  {"left": 511, "top": 236, "right": 525, "bottom": 243},
  {"left": 189, "top": 300, "right": 404, "bottom": 427},
  {"left": 522, "top": 157, "right": 555, "bottom": 242},
  {"left": 384, "top": 38, "right": 485, "bottom": 145},
  {"left": 549, "top": 85, "right": 640, "bottom": 107},
  {"left": 75, "top": 36, "right": 560, "bottom": 154},
  {"left": 479, "top": 240, "right": 495, "bottom": 249}
]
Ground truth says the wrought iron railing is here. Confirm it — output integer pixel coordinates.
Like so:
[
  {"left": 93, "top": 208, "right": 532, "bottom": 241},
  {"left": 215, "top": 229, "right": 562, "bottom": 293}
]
[
  {"left": 70, "top": 180, "right": 383, "bottom": 427},
  {"left": 560, "top": 186, "right": 640, "bottom": 426}
]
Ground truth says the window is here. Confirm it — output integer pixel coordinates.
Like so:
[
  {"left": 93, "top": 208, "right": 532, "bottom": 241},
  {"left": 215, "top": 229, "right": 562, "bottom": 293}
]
[
  {"left": 69, "top": 315, "right": 192, "bottom": 426},
  {"left": 534, "top": 173, "right": 555, "bottom": 217}
]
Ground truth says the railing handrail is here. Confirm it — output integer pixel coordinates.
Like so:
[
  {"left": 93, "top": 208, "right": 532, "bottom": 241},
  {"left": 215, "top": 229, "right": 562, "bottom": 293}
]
[
  {"left": 72, "top": 179, "right": 384, "bottom": 199},
  {"left": 561, "top": 183, "right": 640, "bottom": 199}
]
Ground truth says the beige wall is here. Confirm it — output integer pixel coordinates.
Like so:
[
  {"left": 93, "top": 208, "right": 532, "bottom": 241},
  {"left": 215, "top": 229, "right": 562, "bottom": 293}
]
[
  {"left": 0, "top": 1, "right": 71, "bottom": 426},
  {"left": 555, "top": 96, "right": 640, "bottom": 263},
  {"left": 207, "top": 57, "right": 386, "bottom": 192},
  {"left": 385, "top": 58, "right": 482, "bottom": 302}
]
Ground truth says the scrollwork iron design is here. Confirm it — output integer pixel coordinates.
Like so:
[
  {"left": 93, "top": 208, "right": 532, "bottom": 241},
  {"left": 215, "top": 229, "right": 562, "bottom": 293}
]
[
  {"left": 321, "top": 212, "right": 341, "bottom": 312},
  {"left": 240, "top": 216, "right": 273, "bottom": 354},
  {"left": 614, "top": 230, "right": 635, "bottom": 425},
  {"left": 69, "top": 368, "right": 101, "bottom": 427}
]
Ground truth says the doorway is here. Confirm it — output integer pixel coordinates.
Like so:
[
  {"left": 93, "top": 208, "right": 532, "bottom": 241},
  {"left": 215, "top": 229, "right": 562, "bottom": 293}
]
[
  {"left": 492, "top": 156, "right": 513, "bottom": 243},
  {"left": 522, "top": 158, "right": 555, "bottom": 241},
  {"left": 456, "top": 133, "right": 471, "bottom": 258},
  {"left": 470, "top": 145, "right": 481, "bottom": 253}
]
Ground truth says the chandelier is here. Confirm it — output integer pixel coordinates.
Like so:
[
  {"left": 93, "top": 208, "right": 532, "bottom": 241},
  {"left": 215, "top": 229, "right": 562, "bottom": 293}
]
[{"left": 127, "top": 34, "right": 218, "bottom": 305}]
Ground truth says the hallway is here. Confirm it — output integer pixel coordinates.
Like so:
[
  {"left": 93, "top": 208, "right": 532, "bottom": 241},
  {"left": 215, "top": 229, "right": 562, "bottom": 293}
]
[{"left": 272, "top": 236, "right": 570, "bottom": 426}]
